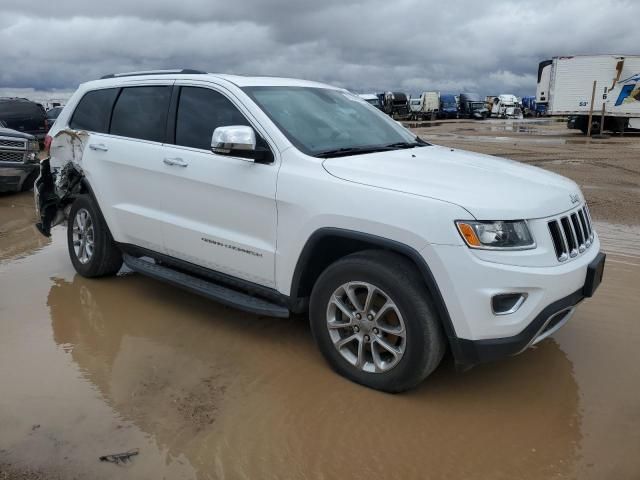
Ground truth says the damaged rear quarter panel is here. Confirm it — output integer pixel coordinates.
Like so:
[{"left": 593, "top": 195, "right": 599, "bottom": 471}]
[
  {"left": 50, "top": 129, "right": 89, "bottom": 171},
  {"left": 34, "top": 129, "right": 89, "bottom": 237}
]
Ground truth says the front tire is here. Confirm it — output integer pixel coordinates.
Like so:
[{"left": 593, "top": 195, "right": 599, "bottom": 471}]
[
  {"left": 309, "top": 251, "right": 445, "bottom": 392},
  {"left": 67, "top": 195, "right": 122, "bottom": 278}
]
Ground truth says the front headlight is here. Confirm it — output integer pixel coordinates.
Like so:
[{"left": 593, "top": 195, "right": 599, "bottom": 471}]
[
  {"left": 455, "top": 220, "right": 535, "bottom": 250},
  {"left": 29, "top": 139, "right": 39, "bottom": 151}
]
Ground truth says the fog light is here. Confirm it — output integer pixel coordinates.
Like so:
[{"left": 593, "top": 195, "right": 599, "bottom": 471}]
[{"left": 492, "top": 293, "right": 527, "bottom": 315}]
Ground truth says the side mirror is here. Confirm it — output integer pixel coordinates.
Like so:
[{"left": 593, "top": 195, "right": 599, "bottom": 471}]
[{"left": 211, "top": 125, "right": 273, "bottom": 163}]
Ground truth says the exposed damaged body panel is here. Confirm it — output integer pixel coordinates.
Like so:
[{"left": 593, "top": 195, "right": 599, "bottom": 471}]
[{"left": 35, "top": 130, "right": 89, "bottom": 237}]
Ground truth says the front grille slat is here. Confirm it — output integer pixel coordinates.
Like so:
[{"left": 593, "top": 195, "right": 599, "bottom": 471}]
[
  {"left": 560, "top": 217, "right": 577, "bottom": 255},
  {"left": 584, "top": 205, "right": 594, "bottom": 240},
  {"left": 548, "top": 220, "right": 567, "bottom": 260},
  {"left": 0, "top": 138, "right": 26, "bottom": 149},
  {"left": 578, "top": 210, "right": 590, "bottom": 245},
  {"left": 570, "top": 213, "right": 585, "bottom": 251},
  {"left": 0, "top": 151, "right": 25, "bottom": 162},
  {"left": 547, "top": 204, "right": 595, "bottom": 262}
]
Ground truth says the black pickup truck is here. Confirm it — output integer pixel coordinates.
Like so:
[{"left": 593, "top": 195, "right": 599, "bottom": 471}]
[
  {"left": 0, "top": 97, "right": 48, "bottom": 142},
  {"left": 0, "top": 126, "right": 40, "bottom": 192}
]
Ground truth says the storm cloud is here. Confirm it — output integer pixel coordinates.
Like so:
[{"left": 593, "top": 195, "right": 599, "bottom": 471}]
[{"left": 1, "top": 0, "right": 638, "bottom": 96}]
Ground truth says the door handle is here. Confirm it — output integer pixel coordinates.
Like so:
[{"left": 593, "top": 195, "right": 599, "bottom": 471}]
[
  {"left": 163, "top": 157, "right": 188, "bottom": 167},
  {"left": 89, "top": 143, "right": 108, "bottom": 152}
]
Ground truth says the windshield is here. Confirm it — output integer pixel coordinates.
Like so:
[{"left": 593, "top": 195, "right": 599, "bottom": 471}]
[
  {"left": 365, "top": 98, "right": 380, "bottom": 107},
  {"left": 243, "top": 86, "right": 423, "bottom": 157}
]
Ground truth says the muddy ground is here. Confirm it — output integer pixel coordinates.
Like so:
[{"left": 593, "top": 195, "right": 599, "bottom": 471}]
[
  {"left": 0, "top": 118, "right": 639, "bottom": 479},
  {"left": 412, "top": 118, "right": 640, "bottom": 225}
]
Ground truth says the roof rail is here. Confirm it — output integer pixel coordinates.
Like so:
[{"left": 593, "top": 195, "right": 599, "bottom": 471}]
[{"left": 100, "top": 69, "right": 207, "bottom": 79}]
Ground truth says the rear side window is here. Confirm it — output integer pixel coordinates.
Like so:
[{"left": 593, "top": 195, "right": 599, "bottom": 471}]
[
  {"left": 110, "top": 86, "right": 172, "bottom": 142},
  {"left": 69, "top": 88, "right": 119, "bottom": 133},
  {"left": 175, "top": 87, "right": 249, "bottom": 150}
]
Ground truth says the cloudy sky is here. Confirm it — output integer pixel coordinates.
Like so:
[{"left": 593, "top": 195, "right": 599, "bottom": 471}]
[{"left": 1, "top": 0, "right": 637, "bottom": 98}]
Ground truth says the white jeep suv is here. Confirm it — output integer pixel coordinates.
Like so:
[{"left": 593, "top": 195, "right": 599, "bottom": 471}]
[{"left": 35, "top": 70, "right": 605, "bottom": 392}]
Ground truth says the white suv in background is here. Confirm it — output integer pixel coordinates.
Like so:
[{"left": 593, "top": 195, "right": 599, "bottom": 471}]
[{"left": 35, "top": 70, "right": 605, "bottom": 392}]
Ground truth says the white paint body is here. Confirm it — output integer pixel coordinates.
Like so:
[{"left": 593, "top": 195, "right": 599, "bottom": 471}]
[
  {"left": 537, "top": 55, "right": 640, "bottom": 117},
  {"left": 49, "top": 73, "right": 600, "bottom": 342}
]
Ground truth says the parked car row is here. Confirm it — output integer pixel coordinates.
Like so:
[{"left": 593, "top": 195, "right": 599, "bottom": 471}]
[{"left": 359, "top": 90, "right": 539, "bottom": 121}]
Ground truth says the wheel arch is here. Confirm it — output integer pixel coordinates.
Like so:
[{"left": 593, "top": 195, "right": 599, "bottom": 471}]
[
  {"left": 290, "top": 228, "right": 462, "bottom": 357},
  {"left": 77, "top": 177, "right": 112, "bottom": 231}
]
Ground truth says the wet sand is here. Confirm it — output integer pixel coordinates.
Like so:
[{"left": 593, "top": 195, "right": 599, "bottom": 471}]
[
  {"left": 413, "top": 119, "right": 640, "bottom": 225},
  {"left": 1, "top": 119, "right": 639, "bottom": 479}
]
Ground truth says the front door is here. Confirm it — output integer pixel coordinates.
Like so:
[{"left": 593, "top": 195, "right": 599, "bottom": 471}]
[{"left": 159, "top": 85, "right": 279, "bottom": 288}]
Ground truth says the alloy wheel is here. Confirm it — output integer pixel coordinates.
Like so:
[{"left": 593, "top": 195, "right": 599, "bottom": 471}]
[
  {"left": 326, "top": 281, "right": 407, "bottom": 373},
  {"left": 72, "top": 208, "right": 95, "bottom": 264}
]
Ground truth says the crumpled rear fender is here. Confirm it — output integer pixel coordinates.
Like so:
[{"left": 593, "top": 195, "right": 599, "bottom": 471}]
[{"left": 34, "top": 129, "right": 89, "bottom": 237}]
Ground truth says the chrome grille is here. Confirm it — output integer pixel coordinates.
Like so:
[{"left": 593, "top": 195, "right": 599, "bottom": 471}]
[
  {"left": 0, "top": 151, "right": 25, "bottom": 162},
  {"left": 548, "top": 205, "right": 594, "bottom": 261},
  {"left": 0, "top": 138, "right": 26, "bottom": 149}
]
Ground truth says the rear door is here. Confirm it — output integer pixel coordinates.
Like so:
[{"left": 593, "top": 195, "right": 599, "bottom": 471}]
[
  {"left": 159, "top": 84, "right": 279, "bottom": 288},
  {"left": 76, "top": 82, "right": 174, "bottom": 253}
]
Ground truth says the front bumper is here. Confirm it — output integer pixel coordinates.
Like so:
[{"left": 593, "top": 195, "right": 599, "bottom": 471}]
[
  {"left": 422, "top": 237, "right": 604, "bottom": 366},
  {"left": 455, "top": 285, "right": 584, "bottom": 364},
  {"left": 0, "top": 162, "right": 38, "bottom": 192}
]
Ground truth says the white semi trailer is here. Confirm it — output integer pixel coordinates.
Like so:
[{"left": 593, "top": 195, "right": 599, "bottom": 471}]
[{"left": 536, "top": 55, "right": 640, "bottom": 134}]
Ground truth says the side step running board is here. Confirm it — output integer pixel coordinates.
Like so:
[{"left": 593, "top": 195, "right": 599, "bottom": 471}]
[{"left": 123, "top": 254, "right": 289, "bottom": 318}]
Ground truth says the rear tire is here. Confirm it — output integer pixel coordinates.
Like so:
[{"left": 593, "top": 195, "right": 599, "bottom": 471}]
[
  {"left": 309, "top": 250, "right": 445, "bottom": 393},
  {"left": 67, "top": 195, "right": 122, "bottom": 278}
]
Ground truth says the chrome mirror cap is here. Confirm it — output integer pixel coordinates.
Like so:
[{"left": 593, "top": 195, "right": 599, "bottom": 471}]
[{"left": 211, "top": 125, "right": 256, "bottom": 154}]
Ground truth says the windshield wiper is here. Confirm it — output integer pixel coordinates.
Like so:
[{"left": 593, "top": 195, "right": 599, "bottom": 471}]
[
  {"left": 383, "top": 138, "right": 431, "bottom": 149},
  {"left": 314, "top": 137, "right": 431, "bottom": 158},
  {"left": 314, "top": 146, "right": 394, "bottom": 158}
]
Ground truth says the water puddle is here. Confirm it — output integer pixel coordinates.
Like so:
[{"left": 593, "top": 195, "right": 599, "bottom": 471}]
[
  {"left": 0, "top": 192, "right": 50, "bottom": 263},
  {"left": 425, "top": 133, "right": 571, "bottom": 145},
  {"left": 1, "top": 195, "right": 639, "bottom": 479},
  {"left": 403, "top": 121, "right": 446, "bottom": 128}
]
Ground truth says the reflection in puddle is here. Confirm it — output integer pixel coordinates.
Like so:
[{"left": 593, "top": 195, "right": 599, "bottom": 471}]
[{"left": 44, "top": 273, "right": 583, "bottom": 479}]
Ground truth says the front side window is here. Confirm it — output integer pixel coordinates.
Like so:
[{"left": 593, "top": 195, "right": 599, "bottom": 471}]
[
  {"left": 69, "top": 88, "right": 119, "bottom": 133},
  {"left": 243, "top": 86, "right": 422, "bottom": 157},
  {"left": 110, "top": 86, "right": 171, "bottom": 142},
  {"left": 175, "top": 87, "right": 250, "bottom": 150}
]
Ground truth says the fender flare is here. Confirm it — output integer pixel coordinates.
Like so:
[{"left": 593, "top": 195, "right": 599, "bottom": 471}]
[
  {"left": 78, "top": 178, "right": 112, "bottom": 231},
  {"left": 290, "top": 228, "right": 466, "bottom": 361}
]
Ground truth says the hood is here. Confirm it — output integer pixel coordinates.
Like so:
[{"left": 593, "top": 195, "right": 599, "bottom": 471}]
[
  {"left": 0, "top": 127, "right": 35, "bottom": 140},
  {"left": 322, "top": 145, "right": 582, "bottom": 220}
]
